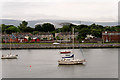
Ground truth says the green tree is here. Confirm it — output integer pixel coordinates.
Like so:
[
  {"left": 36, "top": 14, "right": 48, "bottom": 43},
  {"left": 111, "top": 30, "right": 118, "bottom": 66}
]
[
  {"left": 1, "top": 24, "right": 6, "bottom": 33},
  {"left": 77, "top": 24, "right": 88, "bottom": 30},
  {"left": 42, "top": 23, "right": 55, "bottom": 32},
  {"left": 6, "top": 26, "right": 20, "bottom": 34},
  {"left": 1, "top": 24, "right": 16, "bottom": 33},
  {"left": 28, "top": 36, "right": 32, "bottom": 42},
  {"left": 78, "top": 28, "right": 90, "bottom": 39},
  {"left": 33, "top": 31, "right": 39, "bottom": 35},
  {"left": 114, "top": 26, "right": 120, "bottom": 31},
  {"left": 61, "top": 25, "right": 71, "bottom": 32},
  {"left": 88, "top": 24, "right": 103, "bottom": 38},
  {"left": 56, "top": 36, "right": 60, "bottom": 40},
  {"left": 91, "top": 29, "right": 101, "bottom": 37},
  {"left": 53, "top": 28, "right": 62, "bottom": 33},
  {"left": 35, "top": 24, "right": 42, "bottom": 32},
  {"left": 18, "top": 21, "right": 28, "bottom": 32},
  {"left": 25, "top": 27, "right": 34, "bottom": 33}
]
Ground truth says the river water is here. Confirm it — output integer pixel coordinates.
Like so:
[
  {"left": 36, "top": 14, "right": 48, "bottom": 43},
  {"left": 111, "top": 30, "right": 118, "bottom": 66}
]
[{"left": 1, "top": 48, "right": 118, "bottom": 78}]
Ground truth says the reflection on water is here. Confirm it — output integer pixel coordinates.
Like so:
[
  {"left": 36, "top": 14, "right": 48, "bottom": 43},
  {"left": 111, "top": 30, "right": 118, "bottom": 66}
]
[
  {"left": 1, "top": 48, "right": 118, "bottom": 78},
  {"left": 57, "top": 64, "right": 86, "bottom": 72}
]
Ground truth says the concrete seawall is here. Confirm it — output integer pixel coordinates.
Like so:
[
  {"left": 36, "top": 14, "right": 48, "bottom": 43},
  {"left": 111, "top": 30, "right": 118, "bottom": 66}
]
[{"left": 1, "top": 43, "right": 120, "bottom": 49}]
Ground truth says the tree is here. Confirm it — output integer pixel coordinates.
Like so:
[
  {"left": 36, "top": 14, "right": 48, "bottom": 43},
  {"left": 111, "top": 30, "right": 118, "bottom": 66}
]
[
  {"left": 78, "top": 28, "right": 90, "bottom": 39},
  {"left": 1, "top": 24, "right": 6, "bottom": 33},
  {"left": 91, "top": 29, "right": 101, "bottom": 37},
  {"left": 25, "top": 27, "right": 34, "bottom": 33},
  {"left": 1, "top": 24, "right": 16, "bottom": 33},
  {"left": 33, "top": 31, "right": 39, "bottom": 35},
  {"left": 53, "top": 28, "right": 62, "bottom": 33},
  {"left": 61, "top": 25, "right": 71, "bottom": 32},
  {"left": 77, "top": 24, "right": 88, "bottom": 29},
  {"left": 35, "top": 24, "right": 42, "bottom": 32},
  {"left": 18, "top": 21, "right": 28, "bottom": 32},
  {"left": 88, "top": 24, "right": 103, "bottom": 38},
  {"left": 56, "top": 36, "right": 60, "bottom": 40},
  {"left": 6, "top": 26, "right": 20, "bottom": 34},
  {"left": 42, "top": 23, "right": 55, "bottom": 32},
  {"left": 28, "top": 36, "right": 32, "bottom": 42},
  {"left": 114, "top": 26, "right": 120, "bottom": 31}
]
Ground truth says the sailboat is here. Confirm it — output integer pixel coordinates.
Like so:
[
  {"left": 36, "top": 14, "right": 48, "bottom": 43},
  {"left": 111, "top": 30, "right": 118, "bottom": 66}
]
[
  {"left": 58, "top": 28, "right": 86, "bottom": 65},
  {"left": 1, "top": 54, "right": 18, "bottom": 59},
  {"left": 1, "top": 34, "right": 18, "bottom": 59}
]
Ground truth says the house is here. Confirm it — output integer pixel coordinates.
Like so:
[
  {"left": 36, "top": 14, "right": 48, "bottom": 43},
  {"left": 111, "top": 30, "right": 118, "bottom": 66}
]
[
  {"left": 84, "top": 37, "right": 102, "bottom": 43},
  {"left": 2, "top": 32, "right": 54, "bottom": 43},
  {"left": 102, "top": 31, "right": 120, "bottom": 43},
  {"left": 2, "top": 33, "right": 19, "bottom": 43},
  {"left": 83, "top": 34, "right": 103, "bottom": 43},
  {"left": 38, "top": 32, "right": 54, "bottom": 41},
  {"left": 85, "top": 34, "right": 94, "bottom": 39},
  {"left": 2, "top": 34, "right": 9, "bottom": 43},
  {"left": 55, "top": 32, "right": 78, "bottom": 43}
]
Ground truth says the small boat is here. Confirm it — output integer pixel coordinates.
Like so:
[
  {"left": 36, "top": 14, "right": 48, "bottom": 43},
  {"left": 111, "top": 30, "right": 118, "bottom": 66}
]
[
  {"left": 58, "top": 28, "right": 86, "bottom": 65},
  {"left": 53, "top": 42, "right": 60, "bottom": 45},
  {"left": 1, "top": 54, "right": 18, "bottom": 59},
  {"left": 60, "top": 50, "right": 71, "bottom": 54}
]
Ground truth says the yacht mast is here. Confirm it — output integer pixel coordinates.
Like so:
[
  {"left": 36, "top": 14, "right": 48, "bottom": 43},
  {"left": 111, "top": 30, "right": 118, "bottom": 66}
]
[
  {"left": 10, "top": 34, "right": 11, "bottom": 54},
  {"left": 72, "top": 27, "right": 75, "bottom": 60},
  {"left": 72, "top": 27, "right": 74, "bottom": 50}
]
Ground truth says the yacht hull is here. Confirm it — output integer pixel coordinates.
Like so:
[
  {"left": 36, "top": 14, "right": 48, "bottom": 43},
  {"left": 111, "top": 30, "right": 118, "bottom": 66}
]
[
  {"left": 1, "top": 55, "right": 17, "bottom": 59},
  {"left": 1, "top": 57, "right": 17, "bottom": 59},
  {"left": 58, "top": 60, "right": 86, "bottom": 65}
]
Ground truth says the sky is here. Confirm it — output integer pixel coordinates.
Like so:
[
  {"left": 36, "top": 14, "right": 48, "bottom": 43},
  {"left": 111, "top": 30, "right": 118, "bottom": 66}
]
[{"left": 0, "top": 0, "right": 119, "bottom": 22}]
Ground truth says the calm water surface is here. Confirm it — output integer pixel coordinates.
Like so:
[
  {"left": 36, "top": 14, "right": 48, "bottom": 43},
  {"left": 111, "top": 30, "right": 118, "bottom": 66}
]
[{"left": 1, "top": 48, "right": 118, "bottom": 78}]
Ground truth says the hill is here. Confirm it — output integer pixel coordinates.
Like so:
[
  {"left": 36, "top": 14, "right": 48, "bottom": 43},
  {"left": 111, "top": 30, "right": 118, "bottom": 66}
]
[{"left": 0, "top": 19, "right": 118, "bottom": 28}]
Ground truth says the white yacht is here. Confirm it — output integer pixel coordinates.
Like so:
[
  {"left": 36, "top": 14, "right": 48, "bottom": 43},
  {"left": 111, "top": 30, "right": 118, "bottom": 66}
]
[
  {"left": 1, "top": 34, "right": 18, "bottom": 59},
  {"left": 58, "top": 28, "right": 86, "bottom": 65},
  {"left": 1, "top": 54, "right": 18, "bottom": 59}
]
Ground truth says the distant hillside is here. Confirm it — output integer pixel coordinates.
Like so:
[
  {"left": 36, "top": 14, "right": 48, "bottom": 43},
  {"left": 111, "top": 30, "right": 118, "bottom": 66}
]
[
  {"left": 95, "top": 22, "right": 118, "bottom": 26},
  {"left": 0, "top": 19, "right": 118, "bottom": 28},
  {"left": 0, "top": 19, "right": 21, "bottom": 26}
]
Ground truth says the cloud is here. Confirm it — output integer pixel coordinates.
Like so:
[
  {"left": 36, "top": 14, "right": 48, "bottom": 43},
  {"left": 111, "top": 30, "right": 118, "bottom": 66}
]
[{"left": 0, "top": 0, "right": 119, "bottom": 22}]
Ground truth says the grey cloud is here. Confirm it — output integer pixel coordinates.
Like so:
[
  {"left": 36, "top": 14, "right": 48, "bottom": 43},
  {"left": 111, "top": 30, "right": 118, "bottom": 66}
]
[{"left": 0, "top": 1, "right": 118, "bottom": 22}]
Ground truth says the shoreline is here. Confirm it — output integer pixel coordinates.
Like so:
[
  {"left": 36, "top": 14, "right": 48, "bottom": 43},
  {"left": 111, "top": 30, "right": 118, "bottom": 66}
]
[
  {"left": 1, "top": 43, "right": 120, "bottom": 50},
  {"left": 1, "top": 47, "right": 119, "bottom": 50}
]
